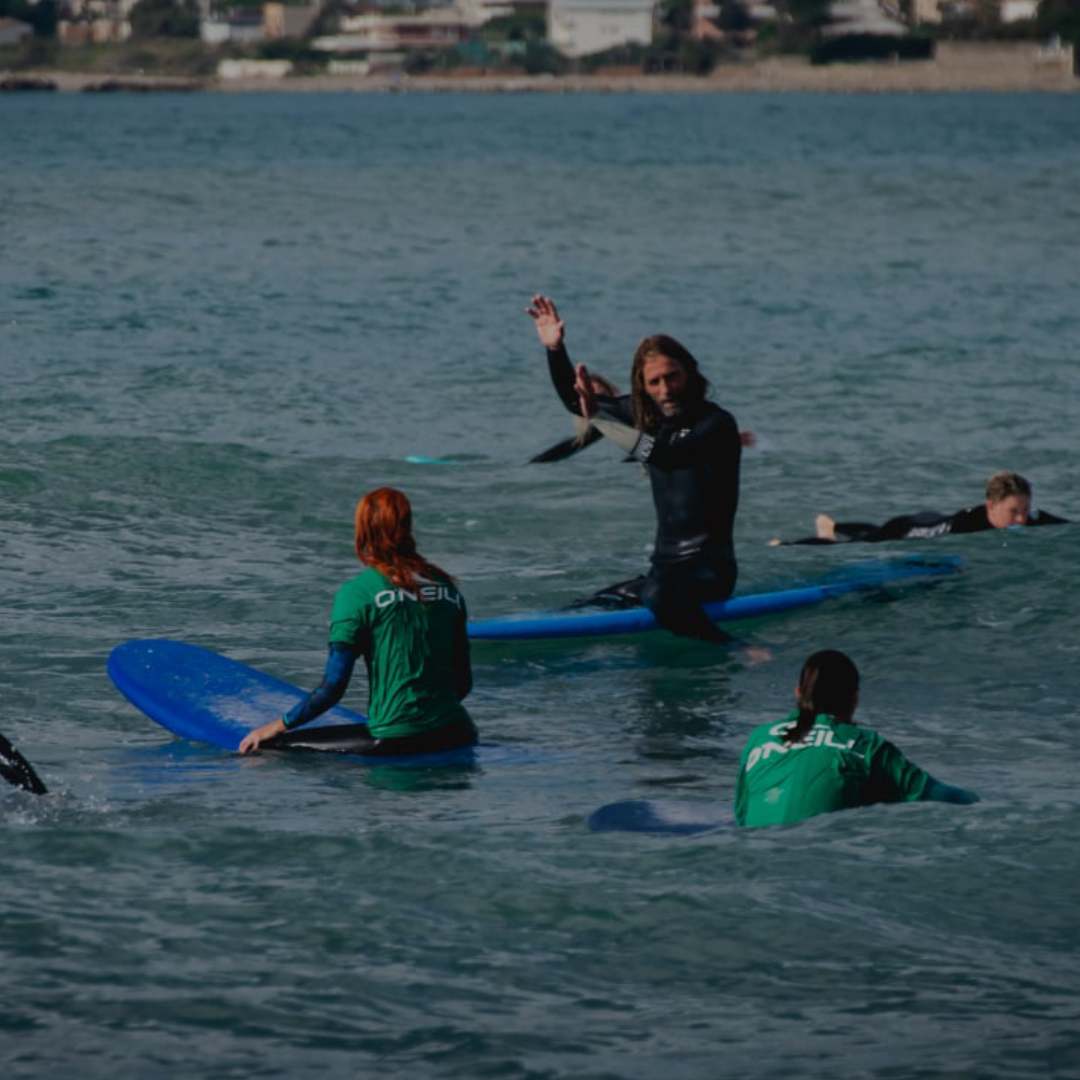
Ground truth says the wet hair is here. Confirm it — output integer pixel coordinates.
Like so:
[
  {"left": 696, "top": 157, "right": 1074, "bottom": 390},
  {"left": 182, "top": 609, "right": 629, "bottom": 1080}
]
[
  {"left": 354, "top": 487, "right": 454, "bottom": 592},
  {"left": 629, "top": 335, "right": 709, "bottom": 433},
  {"left": 783, "top": 649, "right": 860, "bottom": 745},
  {"left": 985, "top": 471, "right": 1031, "bottom": 503}
]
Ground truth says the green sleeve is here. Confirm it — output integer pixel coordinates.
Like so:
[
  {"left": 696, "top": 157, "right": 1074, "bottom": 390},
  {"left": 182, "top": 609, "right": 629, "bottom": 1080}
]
[{"left": 870, "top": 737, "right": 932, "bottom": 803}]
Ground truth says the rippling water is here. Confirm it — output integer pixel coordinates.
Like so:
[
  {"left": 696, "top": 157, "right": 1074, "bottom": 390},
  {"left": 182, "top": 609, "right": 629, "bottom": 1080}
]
[{"left": 2, "top": 92, "right": 1079, "bottom": 1078}]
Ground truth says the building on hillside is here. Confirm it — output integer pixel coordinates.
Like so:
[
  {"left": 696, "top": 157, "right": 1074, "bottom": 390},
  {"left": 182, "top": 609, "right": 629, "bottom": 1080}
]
[
  {"left": 909, "top": 0, "right": 942, "bottom": 23},
  {"left": 456, "top": 0, "right": 537, "bottom": 22},
  {"left": 690, "top": 0, "right": 779, "bottom": 41},
  {"left": 201, "top": 8, "right": 265, "bottom": 44},
  {"left": 56, "top": 0, "right": 134, "bottom": 43},
  {"left": 824, "top": 0, "right": 905, "bottom": 36},
  {"left": 263, "top": 2, "right": 319, "bottom": 38},
  {"left": 1000, "top": 0, "right": 1037, "bottom": 21},
  {"left": 690, "top": 0, "right": 724, "bottom": 40},
  {"left": 0, "top": 15, "right": 34, "bottom": 44},
  {"left": 312, "top": 8, "right": 473, "bottom": 53},
  {"left": 547, "top": 0, "right": 654, "bottom": 58}
]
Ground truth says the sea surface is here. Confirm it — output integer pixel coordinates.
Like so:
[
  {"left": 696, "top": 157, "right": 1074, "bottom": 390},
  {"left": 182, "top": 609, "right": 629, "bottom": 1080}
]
[{"left": 1, "top": 91, "right": 1078, "bottom": 1078}]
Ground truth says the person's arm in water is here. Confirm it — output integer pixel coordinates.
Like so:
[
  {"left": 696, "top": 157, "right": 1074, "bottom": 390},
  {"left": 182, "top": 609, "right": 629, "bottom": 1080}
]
[
  {"left": 238, "top": 642, "right": 361, "bottom": 754},
  {"left": 921, "top": 777, "right": 979, "bottom": 804},
  {"left": 869, "top": 737, "right": 979, "bottom": 807}
]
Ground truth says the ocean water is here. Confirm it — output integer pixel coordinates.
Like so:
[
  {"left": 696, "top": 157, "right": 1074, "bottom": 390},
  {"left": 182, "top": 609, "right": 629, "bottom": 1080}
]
[{"left": 1, "top": 91, "right": 1079, "bottom": 1078}]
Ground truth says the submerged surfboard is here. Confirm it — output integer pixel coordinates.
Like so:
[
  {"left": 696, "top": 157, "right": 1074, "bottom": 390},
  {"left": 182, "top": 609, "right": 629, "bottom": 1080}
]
[
  {"left": 587, "top": 799, "right": 732, "bottom": 835},
  {"left": 468, "top": 555, "right": 962, "bottom": 641},
  {"left": 107, "top": 639, "right": 483, "bottom": 766}
]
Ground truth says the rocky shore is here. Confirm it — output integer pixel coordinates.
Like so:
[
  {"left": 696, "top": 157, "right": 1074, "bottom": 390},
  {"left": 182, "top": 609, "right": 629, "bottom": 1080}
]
[{"left": 5, "top": 42, "right": 1077, "bottom": 94}]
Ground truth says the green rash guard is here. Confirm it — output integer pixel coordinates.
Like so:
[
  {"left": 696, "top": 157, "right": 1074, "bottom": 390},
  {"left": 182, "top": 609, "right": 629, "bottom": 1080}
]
[
  {"left": 734, "top": 712, "right": 932, "bottom": 828},
  {"left": 327, "top": 567, "right": 471, "bottom": 741}
]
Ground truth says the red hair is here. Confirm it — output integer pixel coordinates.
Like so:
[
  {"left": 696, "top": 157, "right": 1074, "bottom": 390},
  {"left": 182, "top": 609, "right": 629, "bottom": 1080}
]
[{"left": 354, "top": 487, "right": 453, "bottom": 591}]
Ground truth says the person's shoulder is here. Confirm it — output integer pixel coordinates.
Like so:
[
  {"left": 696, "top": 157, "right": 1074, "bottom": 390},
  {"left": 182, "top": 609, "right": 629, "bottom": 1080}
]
[
  {"left": 335, "top": 567, "right": 387, "bottom": 604},
  {"left": 700, "top": 399, "right": 734, "bottom": 419},
  {"left": 696, "top": 400, "right": 739, "bottom": 432},
  {"left": 849, "top": 723, "right": 911, "bottom": 767},
  {"left": 833, "top": 720, "right": 878, "bottom": 747},
  {"left": 949, "top": 504, "right": 989, "bottom": 533}
]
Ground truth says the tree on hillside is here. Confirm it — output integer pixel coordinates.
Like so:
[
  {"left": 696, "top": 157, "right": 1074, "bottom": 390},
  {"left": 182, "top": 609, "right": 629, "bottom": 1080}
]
[
  {"left": 717, "top": 0, "right": 753, "bottom": 31},
  {"left": 0, "top": 0, "right": 59, "bottom": 36},
  {"left": 657, "top": 0, "right": 694, "bottom": 33},
  {"left": 1038, "top": 0, "right": 1080, "bottom": 41},
  {"left": 129, "top": 0, "right": 200, "bottom": 38}
]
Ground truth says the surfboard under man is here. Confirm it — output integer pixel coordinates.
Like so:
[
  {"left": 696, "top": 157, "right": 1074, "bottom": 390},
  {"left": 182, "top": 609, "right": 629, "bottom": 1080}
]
[{"left": 526, "top": 294, "right": 742, "bottom": 642}]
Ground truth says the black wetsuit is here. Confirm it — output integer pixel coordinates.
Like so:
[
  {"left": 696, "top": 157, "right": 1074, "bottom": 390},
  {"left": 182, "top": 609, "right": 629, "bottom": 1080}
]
[
  {"left": 783, "top": 505, "right": 1069, "bottom": 545},
  {"left": 546, "top": 343, "right": 742, "bottom": 640}
]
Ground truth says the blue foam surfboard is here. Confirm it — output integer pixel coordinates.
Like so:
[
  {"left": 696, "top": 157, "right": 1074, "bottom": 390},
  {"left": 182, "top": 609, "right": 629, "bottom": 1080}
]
[
  {"left": 107, "top": 639, "right": 485, "bottom": 766},
  {"left": 468, "top": 555, "right": 963, "bottom": 641},
  {"left": 587, "top": 799, "right": 732, "bottom": 835}
]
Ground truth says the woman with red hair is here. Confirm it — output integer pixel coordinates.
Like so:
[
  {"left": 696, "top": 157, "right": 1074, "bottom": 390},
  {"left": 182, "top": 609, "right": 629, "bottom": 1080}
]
[{"left": 239, "top": 488, "right": 476, "bottom": 756}]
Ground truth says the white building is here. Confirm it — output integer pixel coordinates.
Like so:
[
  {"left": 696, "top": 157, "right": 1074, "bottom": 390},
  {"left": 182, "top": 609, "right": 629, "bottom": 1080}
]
[
  {"left": 314, "top": 9, "right": 472, "bottom": 52},
  {"left": 825, "top": 0, "right": 905, "bottom": 35},
  {"left": 201, "top": 9, "right": 265, "bottom": 45},
  {"left": 1000, "top": 0, "right": 1037, "bottom": 21},
  {"left": 548, "top": 0, "right": 654, "bottom": 59}
]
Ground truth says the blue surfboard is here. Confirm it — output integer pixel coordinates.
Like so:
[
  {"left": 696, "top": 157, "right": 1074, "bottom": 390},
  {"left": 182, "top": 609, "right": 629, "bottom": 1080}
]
[
  {"left": 107, "top": 639, "right": 484, "bottom": 766},
  {"left": 468, "top": 555, "right": 962, "bottom": 641},
  {"left": 587, "top": 799, "right": 732, "bottom": 835}
]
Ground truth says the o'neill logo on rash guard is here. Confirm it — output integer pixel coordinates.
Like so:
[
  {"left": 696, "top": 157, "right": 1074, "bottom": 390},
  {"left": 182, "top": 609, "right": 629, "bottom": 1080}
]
[
  {"left": 905, "top": 522, "right": 953, "bottom": 539},
  {"left": 374, "top": 584, "right": 464, "bottom": 610},
  {"left": 744, "top": 723, "right": 857, "bottom": 772}
]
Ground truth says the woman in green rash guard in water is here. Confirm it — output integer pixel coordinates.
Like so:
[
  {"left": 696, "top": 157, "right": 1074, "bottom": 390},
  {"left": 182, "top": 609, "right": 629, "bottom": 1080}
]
[
  {"left": 239, "top": 487, "right": 476, "bottom": 757},
  {"left": 734, "top": 650, "right": 978, "bottom": 828}
]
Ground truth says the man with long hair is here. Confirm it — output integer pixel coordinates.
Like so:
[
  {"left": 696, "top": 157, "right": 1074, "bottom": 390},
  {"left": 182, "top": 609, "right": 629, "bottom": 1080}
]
[{"left": 526, "top": 294, "right": 742, "bottom": 641}]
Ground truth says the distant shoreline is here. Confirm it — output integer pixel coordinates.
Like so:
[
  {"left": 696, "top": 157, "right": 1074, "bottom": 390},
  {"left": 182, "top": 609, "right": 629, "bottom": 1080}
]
[{"left": 7, "top": 43, "right": 1078, "bottom": 95}]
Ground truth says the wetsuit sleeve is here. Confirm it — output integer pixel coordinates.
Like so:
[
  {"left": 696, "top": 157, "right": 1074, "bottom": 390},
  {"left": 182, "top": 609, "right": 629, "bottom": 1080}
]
[
  {"left": 546, "top": 344, "right": 580, "bottom": 412},
  {"left": 1029, "top": 509, "right": 1069, "bottom": 526},
  {"left": 630, "top": 408, "right": 741, "bottom": 469},
  {"left": 283, "top": 642, "right": 360, "bottom": 730},
  {"left": 921, "top": 777, "right": 979, "bottom": 804},
  {"left": 545, "top": 344, "right": 633, "bottom": 423},
  {"left": 867, "top": 738, "right": 933, "bottom": 803}
]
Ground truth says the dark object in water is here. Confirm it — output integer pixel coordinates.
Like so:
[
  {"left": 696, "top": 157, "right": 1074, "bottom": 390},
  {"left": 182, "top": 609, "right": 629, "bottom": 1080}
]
[{"left": 0, "top": 732, "right": 47, "bottom": 795}]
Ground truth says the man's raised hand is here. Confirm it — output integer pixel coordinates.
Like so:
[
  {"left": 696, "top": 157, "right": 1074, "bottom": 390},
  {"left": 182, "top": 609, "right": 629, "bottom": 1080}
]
[{"left": 526, "top": 294, "right": 565, "bottom": 350}]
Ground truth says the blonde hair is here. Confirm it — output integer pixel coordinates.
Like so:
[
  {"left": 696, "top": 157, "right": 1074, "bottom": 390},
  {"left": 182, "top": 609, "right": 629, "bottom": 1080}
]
[{"left": 985, "top": 471, "right": 1031, "bottom": 503}]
